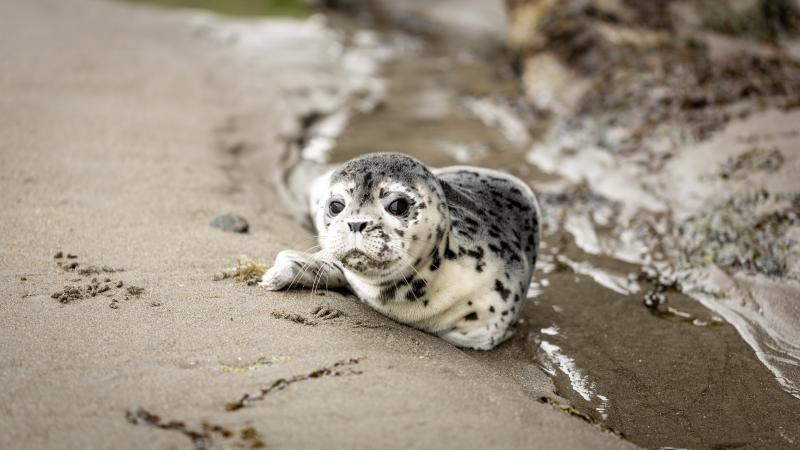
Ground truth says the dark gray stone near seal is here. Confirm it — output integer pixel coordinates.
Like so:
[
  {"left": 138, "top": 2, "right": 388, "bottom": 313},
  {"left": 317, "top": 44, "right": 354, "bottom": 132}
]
[{"left": 210, "top": 213, "right": 249, "bottom": 233}]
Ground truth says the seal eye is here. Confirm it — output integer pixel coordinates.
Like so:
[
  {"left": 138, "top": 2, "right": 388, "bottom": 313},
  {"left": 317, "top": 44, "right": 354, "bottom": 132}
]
[
  {"left": 386, "top": 198, "right": 409, "bottom": 216},
  {"left": 328, "top": 200, "right": 345, "bottom": 216}
]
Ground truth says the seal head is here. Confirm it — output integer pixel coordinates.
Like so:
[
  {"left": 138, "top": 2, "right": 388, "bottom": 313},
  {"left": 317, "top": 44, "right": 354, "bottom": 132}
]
[{"left": 315, "top": 153, "right": 448, "bottom": 284}]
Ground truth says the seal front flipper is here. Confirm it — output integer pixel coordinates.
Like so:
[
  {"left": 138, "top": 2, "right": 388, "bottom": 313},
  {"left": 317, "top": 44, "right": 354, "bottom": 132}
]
[{"left": 260, "top": 250, "right": 346, "bottom": 291}]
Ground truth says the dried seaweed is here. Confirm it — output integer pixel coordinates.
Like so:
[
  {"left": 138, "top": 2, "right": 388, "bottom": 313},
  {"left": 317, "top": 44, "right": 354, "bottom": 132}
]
[
  {"left": 212, "top": 255, "right": 269, "bottom": 285},
  {"left": 125, "top": 407, "right": 265, "bottom": 449},
  {"left": 225, "top": 358, "right": 363, "bottom": 411}
]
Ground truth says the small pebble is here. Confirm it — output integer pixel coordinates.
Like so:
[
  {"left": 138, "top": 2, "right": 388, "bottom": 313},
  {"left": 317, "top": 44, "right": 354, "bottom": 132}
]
[
  {"left": 211, "top": 272, "right": 226, "bottom": 281},
  {"left": 210, "top": 213, "right": 249, "bottom": 233},
  {"left": 54, "top": 252, "right": 63, "bottom": 259}
]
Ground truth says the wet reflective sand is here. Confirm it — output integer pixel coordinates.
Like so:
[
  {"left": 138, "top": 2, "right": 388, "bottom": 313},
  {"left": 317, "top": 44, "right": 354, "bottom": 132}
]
[{"left": 317, "top": 13, "right": 800, "bottom": 447}]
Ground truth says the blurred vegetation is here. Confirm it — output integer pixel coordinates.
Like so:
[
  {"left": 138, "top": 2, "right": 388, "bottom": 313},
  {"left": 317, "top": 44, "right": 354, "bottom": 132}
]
[
  {"left": 122, "top": 0, "right": 310, "bottom": 17},
  {"left": 698, "top": 0, "right": 800, "bottom": 41}
]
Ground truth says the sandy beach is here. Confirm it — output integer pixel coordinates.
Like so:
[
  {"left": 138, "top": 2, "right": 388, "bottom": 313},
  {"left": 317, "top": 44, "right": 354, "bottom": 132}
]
[
  {"left": 0, "top": 1, "right": 635, "bottom": 449},
  {"left": 5, "top": 0, "right": 800, "bottom": 448}
]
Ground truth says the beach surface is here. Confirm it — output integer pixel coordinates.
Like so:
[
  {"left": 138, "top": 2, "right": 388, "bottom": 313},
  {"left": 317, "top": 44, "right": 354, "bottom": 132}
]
[{"left": 0, "top": 1, "right": 633, "bottom": 449}]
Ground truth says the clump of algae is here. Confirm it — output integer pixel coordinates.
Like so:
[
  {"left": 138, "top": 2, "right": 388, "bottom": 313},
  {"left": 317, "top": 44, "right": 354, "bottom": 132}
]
[{"left": 212, "top": 255, "right": 268, "bottom": 285}]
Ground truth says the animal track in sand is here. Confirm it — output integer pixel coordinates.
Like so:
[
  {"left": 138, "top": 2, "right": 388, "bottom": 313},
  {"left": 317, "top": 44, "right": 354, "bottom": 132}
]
[
  {"left": 271, "top": 311, "right": 317, "bottom": 326},
  {"left": 309, "top": 305, "right": 345, "bottom": 320},
  {"left": 271, "top": 306, "right": 346, "bottom": 326}
]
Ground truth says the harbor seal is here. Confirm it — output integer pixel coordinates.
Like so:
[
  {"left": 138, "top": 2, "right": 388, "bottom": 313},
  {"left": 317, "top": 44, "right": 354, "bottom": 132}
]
[{"left": 261, "top": 153, "right": 540, "bottom": 350}]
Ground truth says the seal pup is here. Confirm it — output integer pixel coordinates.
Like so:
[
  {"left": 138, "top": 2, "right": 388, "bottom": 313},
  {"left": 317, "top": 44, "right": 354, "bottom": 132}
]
[{"left": 261, "top": 153, "right": 540, "bottom": 350}]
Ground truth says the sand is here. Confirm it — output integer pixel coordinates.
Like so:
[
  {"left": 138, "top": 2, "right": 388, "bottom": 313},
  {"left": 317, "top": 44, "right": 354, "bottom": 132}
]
[{"left": 0, "top": 0, "right": 633, "bottom": 449}]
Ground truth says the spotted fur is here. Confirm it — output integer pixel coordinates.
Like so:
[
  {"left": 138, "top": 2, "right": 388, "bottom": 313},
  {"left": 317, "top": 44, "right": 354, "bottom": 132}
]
[{"left": 260, "top": 153, "right": 540, "bottom": 350}]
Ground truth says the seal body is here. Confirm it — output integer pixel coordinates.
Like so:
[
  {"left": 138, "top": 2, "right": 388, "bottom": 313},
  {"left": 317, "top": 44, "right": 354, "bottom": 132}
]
[{"left": 261, "top": 153, "right": 540, "bottom": 350}]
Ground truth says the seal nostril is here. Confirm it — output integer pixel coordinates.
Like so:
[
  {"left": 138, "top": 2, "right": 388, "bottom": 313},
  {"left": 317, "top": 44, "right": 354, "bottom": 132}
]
[{"left": 348, "top": 221, "right": 368, "bottom": 233}]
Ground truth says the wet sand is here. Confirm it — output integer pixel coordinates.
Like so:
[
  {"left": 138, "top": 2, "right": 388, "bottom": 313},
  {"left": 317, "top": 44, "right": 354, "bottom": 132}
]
[
  {"left": 319, "top": 3, "right": 800, "bottom": 448},
  {"left": 0, "top": 0, "right": 635, "bottom": 449}
]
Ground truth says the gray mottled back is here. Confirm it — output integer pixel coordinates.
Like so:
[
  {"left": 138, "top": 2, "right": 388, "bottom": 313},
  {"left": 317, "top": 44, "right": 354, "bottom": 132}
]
[{"left": 438, "top": 169, "right": 539, "bottom": 275}]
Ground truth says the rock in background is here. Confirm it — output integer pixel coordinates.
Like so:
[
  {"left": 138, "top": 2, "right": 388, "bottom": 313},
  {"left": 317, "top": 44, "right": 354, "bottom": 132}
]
[{"left": 506, "top": 0, "right": 800, "bottom": 398}]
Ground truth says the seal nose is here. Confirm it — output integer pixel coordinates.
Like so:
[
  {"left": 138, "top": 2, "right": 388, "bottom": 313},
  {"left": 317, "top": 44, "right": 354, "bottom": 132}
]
[{"left": 348, "top": 221, "right": 368, "bottom": 233}]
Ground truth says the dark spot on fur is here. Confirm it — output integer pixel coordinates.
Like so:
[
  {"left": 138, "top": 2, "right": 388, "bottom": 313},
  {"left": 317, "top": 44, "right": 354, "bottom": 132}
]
[
  {"left": 406, "top": 279, "right": 427, "bottom": 301},
  {"left": 494, "top": 280, "right": 511, "bottom": 301},
  {"left": 430, "top": 247, "right": 441, "bottom": 271},
  {"left": 464, "top": 312, "right": 478, "bottom": 321},
  {"left": 380, "top": 285, "right": 397, "bottom": 304},
  {"left": 465, "top": 246, "right": 484, "bottom": 260},
  {"left": 435, "top": 226, "right": 446, "bottom": 244}
]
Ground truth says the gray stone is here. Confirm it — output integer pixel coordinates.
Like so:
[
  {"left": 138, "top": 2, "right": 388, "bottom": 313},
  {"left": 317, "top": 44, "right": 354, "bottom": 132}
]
[{"left": 210, "top": 213, "right": 249, "bottom": 233}]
